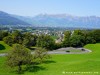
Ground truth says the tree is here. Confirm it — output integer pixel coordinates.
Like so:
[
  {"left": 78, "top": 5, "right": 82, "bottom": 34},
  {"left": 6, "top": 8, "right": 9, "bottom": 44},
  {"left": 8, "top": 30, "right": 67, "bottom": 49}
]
[
  {"left": 3, "top": 36, "right": 14, "bottom": 46},
  {"left": 85, "top": 36, "right": 96, "bottom": 44},
  {"left": 6, "top": 44, "right": 32, "bottom": 73},
  {"left": 73, "top": 29, "right": 83, "bottom": 35},
  {"left": 62, "top": 31, "right": 71, "bottom": 47},
  {"left": 70, "top": 35, "right": 85, "bottom": 47},
  {"left": 36, "top": 35, "right": 55, "bottom": 50},
  {"left": 90, "top": 30, "right": 100, "bottom": 42},
  {"left": 82, "top": 30, "right": 97, "bottom": 44},
  {"left": 12, "top": 30, "right": 23, "bottom": 44},
  {"left": 23, "top": 32, "right": 37, "bottom": 48},
  {"left": 33, "top": 48, "right": 50, "bottom": 63},
  {"left": 0, "top": 30, "right": 9, "bottom": 40}
]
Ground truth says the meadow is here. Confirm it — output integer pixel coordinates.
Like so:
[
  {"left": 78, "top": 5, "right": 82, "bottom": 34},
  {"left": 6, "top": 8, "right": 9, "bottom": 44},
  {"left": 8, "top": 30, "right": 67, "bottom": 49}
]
[
  {"left": 0, "top": 42, "right": 100, "bottom": 75},
  {"left": 0, "top": 41, "right": 12, "bottom": 53}
]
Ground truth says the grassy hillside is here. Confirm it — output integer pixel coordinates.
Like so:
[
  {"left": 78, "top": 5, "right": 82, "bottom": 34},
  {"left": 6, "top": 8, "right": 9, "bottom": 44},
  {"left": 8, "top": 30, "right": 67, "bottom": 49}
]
[
  {"left": 0, "top": 43, "right": 100, "bottom": 75},
  {"left": 0, "top": 41, "right": 12, "bottom": 53}
]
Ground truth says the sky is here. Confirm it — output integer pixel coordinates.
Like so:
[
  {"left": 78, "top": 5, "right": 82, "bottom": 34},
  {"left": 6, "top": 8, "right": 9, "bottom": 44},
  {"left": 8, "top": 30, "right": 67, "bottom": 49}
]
[{"left": 0, "top": 0, "right": 100, "bottom": 16}]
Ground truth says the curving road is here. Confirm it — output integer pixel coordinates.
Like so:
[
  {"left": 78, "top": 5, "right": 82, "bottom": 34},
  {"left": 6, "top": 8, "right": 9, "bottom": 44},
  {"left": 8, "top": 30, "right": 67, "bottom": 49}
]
[{"left": 0, "top": 47, "right": 92, "bottom": 57}]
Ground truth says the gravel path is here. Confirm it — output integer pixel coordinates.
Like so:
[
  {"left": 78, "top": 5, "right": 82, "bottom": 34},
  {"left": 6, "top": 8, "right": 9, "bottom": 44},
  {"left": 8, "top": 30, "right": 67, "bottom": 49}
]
[{"left": 0, "top": 47, "right": 92, "bottom": 57}]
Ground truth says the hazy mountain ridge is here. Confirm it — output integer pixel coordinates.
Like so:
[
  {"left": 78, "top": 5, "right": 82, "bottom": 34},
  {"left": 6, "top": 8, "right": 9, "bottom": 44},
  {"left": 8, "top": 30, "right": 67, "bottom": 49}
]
[
  {"left": 0, "top": 11, "right": 100, "bottom": 28},
  {"left": 14, "top": 14, "right": 100, "bottom": 28},
  {"left": 34, "top": 14, "right": 100, "bottom": 28}
]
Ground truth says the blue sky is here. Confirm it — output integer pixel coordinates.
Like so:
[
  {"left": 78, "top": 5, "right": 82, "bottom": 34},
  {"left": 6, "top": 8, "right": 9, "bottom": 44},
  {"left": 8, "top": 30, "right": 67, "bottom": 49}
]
[{"left": 0, "top": 0, "right": 100, "bottom": 16}]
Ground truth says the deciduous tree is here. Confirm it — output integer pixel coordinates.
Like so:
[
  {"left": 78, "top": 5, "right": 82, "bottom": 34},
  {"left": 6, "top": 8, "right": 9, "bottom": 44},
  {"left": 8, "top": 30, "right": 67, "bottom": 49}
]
[{"left": 6, "top": 44, "right": 32, "bottom": 73}]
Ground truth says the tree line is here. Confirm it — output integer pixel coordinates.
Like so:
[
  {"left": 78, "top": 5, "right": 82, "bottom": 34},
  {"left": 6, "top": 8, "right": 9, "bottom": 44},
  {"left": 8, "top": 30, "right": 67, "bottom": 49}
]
[
  {"left": 62, "top": 29, "right": 100, "bottom": 47},
  {"left": 0, "top": 29, "right": 100, "bottom": 50},
  {"left": 0, "top": 30, "right": 55, "bottom": 50}
]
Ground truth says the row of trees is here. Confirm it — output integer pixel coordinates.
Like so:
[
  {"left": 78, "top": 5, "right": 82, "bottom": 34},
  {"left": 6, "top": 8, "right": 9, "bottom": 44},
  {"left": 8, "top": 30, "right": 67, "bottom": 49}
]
[
  {"left": 0, "top": 30, "right": 55, "bottom": 50},
  {"left": 3, "top": 31, "right": 38, "bottom": 47},
  {"left": 62, "top": 29, "right": 100, "bottom": 47},
  {"left": 0, "top": 29, "right": 100, "bottom": 50}
]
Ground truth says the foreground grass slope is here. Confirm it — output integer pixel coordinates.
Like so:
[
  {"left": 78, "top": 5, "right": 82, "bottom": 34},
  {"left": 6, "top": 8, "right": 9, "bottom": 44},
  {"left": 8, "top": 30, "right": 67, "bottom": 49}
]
[
  {"left": 0, "top": 41, "right": 12, "bottom": 53},
  {"left": 0, "top": 43, "right": 100, "bottom": 75}
]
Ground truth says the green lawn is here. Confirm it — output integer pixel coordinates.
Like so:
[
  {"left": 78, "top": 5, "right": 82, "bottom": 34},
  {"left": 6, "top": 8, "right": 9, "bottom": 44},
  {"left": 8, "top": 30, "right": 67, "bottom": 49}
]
[
  {"left": 0, "top": 43, "right": 100, "bottom": 75},
  {"left": 0, "top": 41, "right": 12, "bottom": 53}
]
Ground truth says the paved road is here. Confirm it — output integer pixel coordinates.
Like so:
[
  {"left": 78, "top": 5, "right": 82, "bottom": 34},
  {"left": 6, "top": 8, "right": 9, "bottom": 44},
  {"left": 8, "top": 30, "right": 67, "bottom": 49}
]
[{"left": 0, "top": 47, "right": 92, "bottom": 57}]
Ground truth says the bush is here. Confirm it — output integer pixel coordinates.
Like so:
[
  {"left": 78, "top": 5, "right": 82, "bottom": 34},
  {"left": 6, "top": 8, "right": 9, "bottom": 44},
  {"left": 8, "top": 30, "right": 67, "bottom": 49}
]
[{"left": 33, "top": 48, "right": 50, "bottom": 63}]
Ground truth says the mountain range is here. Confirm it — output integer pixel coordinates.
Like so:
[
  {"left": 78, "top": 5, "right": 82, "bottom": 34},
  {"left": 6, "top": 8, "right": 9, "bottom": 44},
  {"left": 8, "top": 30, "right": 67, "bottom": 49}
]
[{"left": 0, "top": 11, "right": 100, "bottom": 29}]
